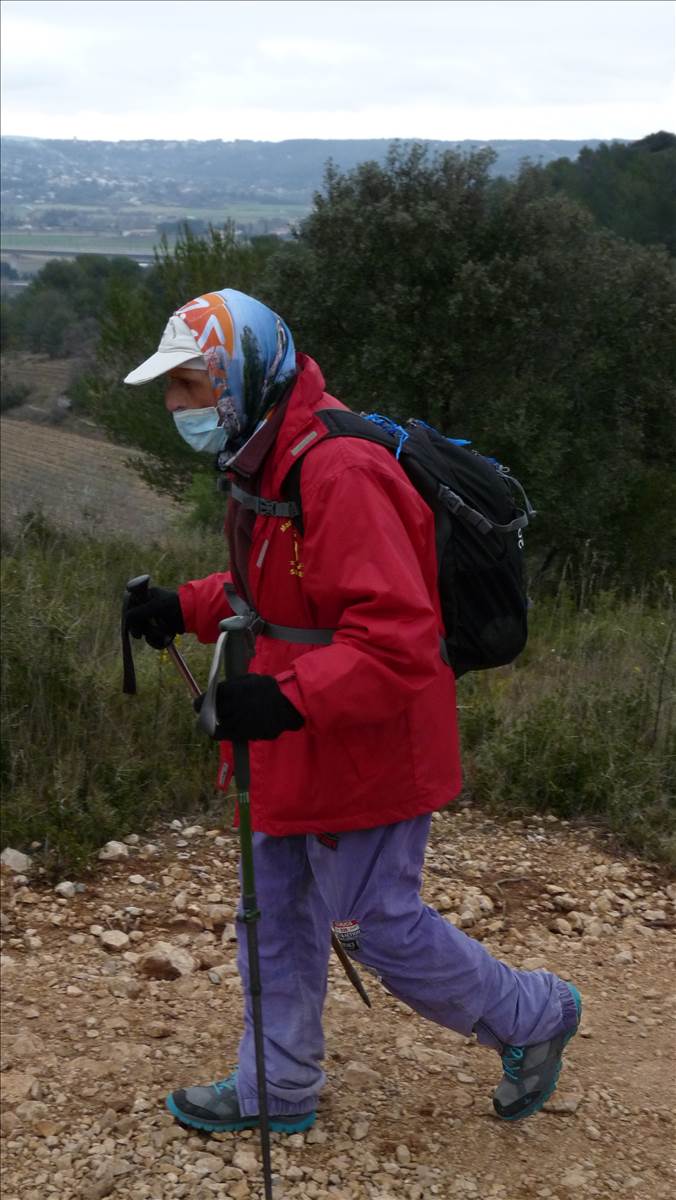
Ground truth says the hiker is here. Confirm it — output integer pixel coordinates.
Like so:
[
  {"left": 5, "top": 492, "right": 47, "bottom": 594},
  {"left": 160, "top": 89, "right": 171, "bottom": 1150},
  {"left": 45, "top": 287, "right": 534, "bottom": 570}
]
[{"left": 124, "top": 288, "right": 581, "bottom": 1135}]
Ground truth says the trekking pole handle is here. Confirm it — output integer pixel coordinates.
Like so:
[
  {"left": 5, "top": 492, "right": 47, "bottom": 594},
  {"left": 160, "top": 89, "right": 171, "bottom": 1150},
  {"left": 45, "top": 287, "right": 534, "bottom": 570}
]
[
  {"left": 123, "top": 573, "right": 201, "bottom": 698},
  {"left": 196, "top": 616, "right": 250, "bottom": 740},
  {"left": 121, "top": 574, "right": 152, "bottom": 695},
  {"left": 126, "top": 573, "right": 151, "bottom": 603}
]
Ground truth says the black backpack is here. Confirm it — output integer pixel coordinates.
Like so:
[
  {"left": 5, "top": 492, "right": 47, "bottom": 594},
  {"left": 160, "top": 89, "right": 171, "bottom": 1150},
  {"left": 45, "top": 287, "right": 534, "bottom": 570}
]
[{"left": 284, "top": 410, "right": 536, "bottom": 677}]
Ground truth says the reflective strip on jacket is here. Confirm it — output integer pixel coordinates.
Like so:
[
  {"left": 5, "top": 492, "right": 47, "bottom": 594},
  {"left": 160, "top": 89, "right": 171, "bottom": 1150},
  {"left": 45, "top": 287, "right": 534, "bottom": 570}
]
[{"left": 178, "top": 354, "right": 462, "bottom": 835}]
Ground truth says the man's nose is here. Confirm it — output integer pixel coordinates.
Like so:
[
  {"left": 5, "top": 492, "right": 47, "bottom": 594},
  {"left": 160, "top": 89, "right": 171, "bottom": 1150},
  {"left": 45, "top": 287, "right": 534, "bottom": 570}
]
[{"left": 164, "top": 381, "right": 183, "bottom": 412}]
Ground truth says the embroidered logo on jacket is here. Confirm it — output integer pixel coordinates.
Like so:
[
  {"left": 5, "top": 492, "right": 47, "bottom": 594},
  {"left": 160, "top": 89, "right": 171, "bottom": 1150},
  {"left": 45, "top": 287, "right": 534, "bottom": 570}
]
[{"left": 281, "top": 520, "right": 304, "bottom": 578}]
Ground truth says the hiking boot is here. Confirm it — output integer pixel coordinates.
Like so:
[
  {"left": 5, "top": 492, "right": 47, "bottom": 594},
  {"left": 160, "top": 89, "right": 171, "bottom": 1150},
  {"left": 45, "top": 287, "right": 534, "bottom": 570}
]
[
  {"left": 166, "top": 1073, "right": 316, "bottom": 1134},
  {"left": 493, "top": 983, "right": 582, "bottom": 1121}
]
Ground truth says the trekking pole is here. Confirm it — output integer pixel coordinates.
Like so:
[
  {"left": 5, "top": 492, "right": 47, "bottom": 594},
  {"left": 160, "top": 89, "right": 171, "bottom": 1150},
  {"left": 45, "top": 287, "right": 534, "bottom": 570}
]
[
  {"left": 199, "top": 614, "right": 274, "bottom": 1200},
  {"left": 121, "top": 575, "right": 371, "bottom": 1010},
  {"left": 121, "top": 574, "right": 201, "bottom": 697}
]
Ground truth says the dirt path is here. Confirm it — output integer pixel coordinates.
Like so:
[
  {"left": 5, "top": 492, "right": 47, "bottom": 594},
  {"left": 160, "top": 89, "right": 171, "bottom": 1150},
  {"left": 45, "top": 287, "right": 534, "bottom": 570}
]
[{"left": 1, "top": 807, "right": 674, "bottom": 1200}]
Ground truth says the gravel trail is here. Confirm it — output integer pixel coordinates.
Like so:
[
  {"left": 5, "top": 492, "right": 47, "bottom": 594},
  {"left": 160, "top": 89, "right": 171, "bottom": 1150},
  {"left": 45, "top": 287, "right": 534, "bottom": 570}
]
[{"left": 1, "top": 807, "right": 674, "bottom": 1200}]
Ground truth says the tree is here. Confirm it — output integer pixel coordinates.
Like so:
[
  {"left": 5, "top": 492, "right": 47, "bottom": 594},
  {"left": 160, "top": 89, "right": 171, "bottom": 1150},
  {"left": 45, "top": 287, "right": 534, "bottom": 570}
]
[
  {"left": 538, "top": 132, "right": 676, "bottom": 255},
  {"left": 82, "top": 152, "right": 676, "bottom": 581},
  {"left": 260, "top": 143, "right": 676, "bottom": 583}
]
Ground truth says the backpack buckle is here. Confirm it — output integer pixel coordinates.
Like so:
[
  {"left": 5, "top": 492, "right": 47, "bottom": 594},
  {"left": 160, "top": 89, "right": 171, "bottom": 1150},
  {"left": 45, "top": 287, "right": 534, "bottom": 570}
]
[{"left": 257, "top": 497, "right": 278, "bottom": 516}]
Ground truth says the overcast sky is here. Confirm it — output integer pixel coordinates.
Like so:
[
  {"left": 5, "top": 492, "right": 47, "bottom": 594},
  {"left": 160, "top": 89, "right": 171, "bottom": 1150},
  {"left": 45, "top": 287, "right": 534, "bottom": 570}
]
[{"left": 1, "top": 0, "right": 674, "bottom": 143}]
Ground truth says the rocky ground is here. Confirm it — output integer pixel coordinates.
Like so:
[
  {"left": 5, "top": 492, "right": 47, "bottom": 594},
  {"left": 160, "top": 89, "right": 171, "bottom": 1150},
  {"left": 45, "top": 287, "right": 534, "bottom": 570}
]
[{"left": 1, "top": 807, "right": 674, "bottom": 1200}]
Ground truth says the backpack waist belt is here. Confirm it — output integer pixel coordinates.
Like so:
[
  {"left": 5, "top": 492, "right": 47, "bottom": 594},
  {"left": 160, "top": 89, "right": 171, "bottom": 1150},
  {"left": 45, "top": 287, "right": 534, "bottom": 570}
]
[
  {"left": 225, "top": 584, "right": 335, "bottom": 646},
  {"left": 224, "top": 585, "right": 449, "bottom": 663}
]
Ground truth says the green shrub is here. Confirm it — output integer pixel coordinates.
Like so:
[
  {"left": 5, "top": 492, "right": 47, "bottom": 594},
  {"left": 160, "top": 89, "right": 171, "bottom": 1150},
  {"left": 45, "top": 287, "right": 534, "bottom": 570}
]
[
  {"left": 1, "top": 375, "right": 31, "bottom": 412},
  {"left": 459, "top": 586, "right": 676, "bottom": 864},
  {"left": 2, "top": 516, "right": 674, "bottom": 872},
  {"left": 0, "top": 515, "right": 228, "bottom": 875}
]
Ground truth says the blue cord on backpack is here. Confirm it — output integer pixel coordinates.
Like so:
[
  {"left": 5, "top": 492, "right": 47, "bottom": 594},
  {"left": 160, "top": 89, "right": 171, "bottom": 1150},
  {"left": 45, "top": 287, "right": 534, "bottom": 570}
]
[{"left": 363, "top": 413, "right": 410, "bottom": 459}]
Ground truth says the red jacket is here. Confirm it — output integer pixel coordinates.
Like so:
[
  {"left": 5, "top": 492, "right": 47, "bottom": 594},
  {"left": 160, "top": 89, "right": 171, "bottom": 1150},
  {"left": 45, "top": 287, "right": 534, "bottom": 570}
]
[{"left": 178, "top": 355, "right": 462, "bottom": 835}]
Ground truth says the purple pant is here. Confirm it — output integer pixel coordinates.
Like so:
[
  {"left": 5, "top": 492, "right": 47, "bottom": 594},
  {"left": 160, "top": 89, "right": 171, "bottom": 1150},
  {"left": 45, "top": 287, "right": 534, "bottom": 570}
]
[{"left": 235, "top": 814, "right": 577, "bottom": 1117}]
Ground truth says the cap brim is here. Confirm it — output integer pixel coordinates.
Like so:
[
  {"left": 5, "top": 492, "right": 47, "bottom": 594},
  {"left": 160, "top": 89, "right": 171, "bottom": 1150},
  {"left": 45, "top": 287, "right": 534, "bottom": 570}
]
[{"left": 123, "top": 347, "right": 203, "bottom": 386}]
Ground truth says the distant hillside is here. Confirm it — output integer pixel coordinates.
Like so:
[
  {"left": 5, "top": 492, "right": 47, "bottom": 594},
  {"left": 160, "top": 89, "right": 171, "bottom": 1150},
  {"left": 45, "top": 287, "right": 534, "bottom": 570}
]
[{"left": 1, "top": 135, "right": 610, "bottom": 211}]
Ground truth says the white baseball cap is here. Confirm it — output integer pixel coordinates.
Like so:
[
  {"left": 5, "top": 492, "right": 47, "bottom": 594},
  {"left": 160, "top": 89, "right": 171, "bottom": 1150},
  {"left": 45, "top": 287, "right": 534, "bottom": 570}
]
[{"left": 124, "top": 314, "right": 207, "bottom": 385}]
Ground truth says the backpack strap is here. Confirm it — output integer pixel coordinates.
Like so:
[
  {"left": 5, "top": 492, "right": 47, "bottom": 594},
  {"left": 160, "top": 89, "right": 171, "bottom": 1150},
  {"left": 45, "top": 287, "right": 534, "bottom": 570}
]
[
  {"left": 225, "top": 583, "right": 335, "bottom": 647},
  {"left": 437, "top": 484, "right": 530, "bottom": 535}
]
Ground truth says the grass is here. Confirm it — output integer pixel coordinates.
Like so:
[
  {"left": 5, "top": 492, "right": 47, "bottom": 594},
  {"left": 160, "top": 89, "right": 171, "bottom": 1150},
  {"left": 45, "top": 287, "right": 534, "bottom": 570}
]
[
  {"left": 2, "top": 515, "right": 674, "bottom": 873},
  {"left": 458, "top": 585, "right": 676, "bottom": 865},
  {"left": 1, "top": 515, "right": 226, "bottom": 876}
]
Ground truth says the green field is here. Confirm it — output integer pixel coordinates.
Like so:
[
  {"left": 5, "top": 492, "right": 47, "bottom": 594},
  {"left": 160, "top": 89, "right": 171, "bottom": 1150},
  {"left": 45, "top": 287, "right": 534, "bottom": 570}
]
[{"left": 1, "top": 232, "right": 160, "bottom": 255}]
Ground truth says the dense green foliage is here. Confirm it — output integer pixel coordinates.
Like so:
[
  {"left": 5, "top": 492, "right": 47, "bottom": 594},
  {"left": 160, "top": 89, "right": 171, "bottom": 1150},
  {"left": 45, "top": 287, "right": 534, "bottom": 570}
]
[
  {"left": 4, "top": 137, "right": 675, "bottom": 582},
  {"left": 0, "top": 517, "right": 224, "bottom": 876},
  {"left": 1, "top": 255, "right": 143, "bottom": 357},
  {"left": 539, "top": 132, "right": 676, "bottom": 255},
  {"left": 461, "top": 585, "right": 676, "bottom": 864},
  {"left": 2, "top": 518, "right": 673, "bottom": 871},
  {"left": 262, "top": 144, "right": 676, "bottom": 586}
]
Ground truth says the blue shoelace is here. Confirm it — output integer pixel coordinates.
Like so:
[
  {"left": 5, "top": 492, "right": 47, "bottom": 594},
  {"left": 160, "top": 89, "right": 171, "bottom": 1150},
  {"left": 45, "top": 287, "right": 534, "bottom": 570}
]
[
  {"left": 213, "top": 1072, "right": 238, "bottom": 1093},
  {"left": 501, "top": 1045, "right": 525, "bottom": 1081}
]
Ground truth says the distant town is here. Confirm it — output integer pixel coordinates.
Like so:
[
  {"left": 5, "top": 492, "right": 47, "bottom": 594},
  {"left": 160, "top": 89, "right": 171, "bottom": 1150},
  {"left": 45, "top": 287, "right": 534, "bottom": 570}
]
[{"left": 1, "top": 135, "right": 604, "bottom": 275}]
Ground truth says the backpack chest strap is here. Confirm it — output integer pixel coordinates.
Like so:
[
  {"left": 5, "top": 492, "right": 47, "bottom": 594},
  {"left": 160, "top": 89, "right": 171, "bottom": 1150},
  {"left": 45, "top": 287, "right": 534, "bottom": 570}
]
[{"left": 229, "top": 482, "right": 300, "bottom": 521}]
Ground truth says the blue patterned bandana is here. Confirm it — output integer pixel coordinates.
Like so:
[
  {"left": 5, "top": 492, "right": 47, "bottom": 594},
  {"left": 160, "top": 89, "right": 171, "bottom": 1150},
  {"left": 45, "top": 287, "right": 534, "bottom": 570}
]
[{"left": 174, "top": 288, "right": 297, "bottom": 448}]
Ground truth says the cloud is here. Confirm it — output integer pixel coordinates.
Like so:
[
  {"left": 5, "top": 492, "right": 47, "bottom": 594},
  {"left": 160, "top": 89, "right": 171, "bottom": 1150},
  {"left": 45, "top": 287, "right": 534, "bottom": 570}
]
[
  {"left": 257, "top": 36, "right": 378, "bottom": 66},
  {"left": 1, "top": 0, "right": 673, "bottom": 141}
]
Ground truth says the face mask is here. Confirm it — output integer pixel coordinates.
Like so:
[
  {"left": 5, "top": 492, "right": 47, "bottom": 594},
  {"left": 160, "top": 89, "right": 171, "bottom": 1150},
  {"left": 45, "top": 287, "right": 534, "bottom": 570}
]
[{"left": 173, "top": 406, "right": 229, "bottom": 454}]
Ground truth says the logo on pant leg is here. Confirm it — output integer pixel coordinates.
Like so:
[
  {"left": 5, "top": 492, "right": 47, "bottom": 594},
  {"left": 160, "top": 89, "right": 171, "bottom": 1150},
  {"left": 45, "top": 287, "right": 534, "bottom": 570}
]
[{"left": 332, "top": 919, "right": 361, "bottom": 952}]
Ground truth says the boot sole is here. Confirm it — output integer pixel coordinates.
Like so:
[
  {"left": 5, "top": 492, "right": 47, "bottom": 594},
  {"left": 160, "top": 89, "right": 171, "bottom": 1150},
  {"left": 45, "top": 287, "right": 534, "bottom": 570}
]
[
  {"left": 166, "top": 1094, "right": 317, "bottom": 1134},
  {"left": 494, "top": 984, "right": 582, "bottom": 1122}
]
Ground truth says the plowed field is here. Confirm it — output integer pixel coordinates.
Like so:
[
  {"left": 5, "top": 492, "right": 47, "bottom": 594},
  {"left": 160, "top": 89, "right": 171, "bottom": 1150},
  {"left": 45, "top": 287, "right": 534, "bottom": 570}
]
[{"left": 1, "top": 418, "right": 179, "bottom": 541}]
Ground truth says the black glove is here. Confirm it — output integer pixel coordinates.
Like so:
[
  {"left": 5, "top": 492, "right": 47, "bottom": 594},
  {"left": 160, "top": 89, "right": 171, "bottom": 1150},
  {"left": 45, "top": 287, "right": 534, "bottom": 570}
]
[
  {"left": 194, "top": 674, "right": 304, "bottom": 741},
  {"left": 125, "top": 586, "right": 185, "bottom": 650}
]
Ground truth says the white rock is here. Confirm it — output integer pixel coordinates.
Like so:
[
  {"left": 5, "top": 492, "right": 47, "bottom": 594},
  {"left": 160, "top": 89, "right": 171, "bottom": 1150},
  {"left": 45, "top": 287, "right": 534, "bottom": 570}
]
[
  {"left": 183, "top": 825, "right": 205, "bottom": 839},
  {"left": 54, "top": 881, "right": 76, "bottom": 899},
  {"left": 543, "top": 1095, "right": 581, "bottom": 1114},
  {"left": 232, "top": 1148, "right": 259, "bottom": 1173},
  {"left": 350, "top": 1120, "right": 370, "bottom": 1140},
  {"left": 138, "top": 941, "right": 197, "bottom": 980},
  {"left": 608, "top": 863, "right": 629, "bottom": 881},
  {"left": 98, "top": 841, "right": 129, "bottom": 862},
  {"left": 1, "top": 847, "right": 32, "bottom": 873},
  {"left": 0, "top": 1070, "right": 37, "bottom": 1105},
  {"left": 582, "top": 916, "right": 605, "bottom": 938},
  {"left": 100, "top": 930, "right": 130, "bottom": 952},
  {"left": 128, "top": 875, "right": 146, "bottom": 885},
  {"left": 344, "top": 1060, "right": 381, "bottom": 1089},
  {"left": 550, "top": 918, "right": 572, "bottom": 935},
  {"left": 562, "top": 1166, "right": 588, "bottom": 1190},
  {"left": 306, "top": 1126, "right": 328, "bottom": 1144}
]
